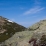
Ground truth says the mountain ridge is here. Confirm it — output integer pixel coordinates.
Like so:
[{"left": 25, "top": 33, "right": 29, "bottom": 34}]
[
  {"left": 0, "top": 16, "right": 26, "bottom": 42},
  {"left": 0, "top": 16, "right": 46, "bottom": 46}
]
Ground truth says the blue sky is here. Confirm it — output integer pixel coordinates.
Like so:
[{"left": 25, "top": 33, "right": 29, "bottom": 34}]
[{"left": 0, "top": 0, "right": 46, "bottom": 27}]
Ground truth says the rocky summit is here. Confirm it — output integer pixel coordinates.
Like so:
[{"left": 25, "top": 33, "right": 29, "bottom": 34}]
[{"left": 0, "top": 16, "right": 46, "bottom": 46}]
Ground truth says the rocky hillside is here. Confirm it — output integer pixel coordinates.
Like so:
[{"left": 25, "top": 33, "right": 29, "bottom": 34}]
[
  {"left": 0, "top": 16, "right": 26, "bottom": 42},
  {"left": 2, "top": 19, "right": 46, "bottom": 46},
  {"left": 0, "top": 17, "right": 46, "bottom": 46}
]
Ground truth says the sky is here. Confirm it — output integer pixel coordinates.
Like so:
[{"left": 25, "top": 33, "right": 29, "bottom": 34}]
[{"left": 0, "top": 0, "right": 46, "bottom": 27}]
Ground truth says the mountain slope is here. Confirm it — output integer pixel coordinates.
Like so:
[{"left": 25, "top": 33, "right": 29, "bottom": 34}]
[
  {"left": 3, "top": 19, "right": 46, "bottom": 46},
  {"left": 0, "top": 16, "right": 26, "bottom": 42},
  {"left": 28, "top": 20, "right": 46, "bottom": 31},
  {"left": 0, "top": 17, "right": 46, "bottom": 46}
]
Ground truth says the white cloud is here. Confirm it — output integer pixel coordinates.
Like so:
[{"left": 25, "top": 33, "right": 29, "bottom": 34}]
[{"left": 23, "top": 7, "right": 44, "bottom": 15}]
